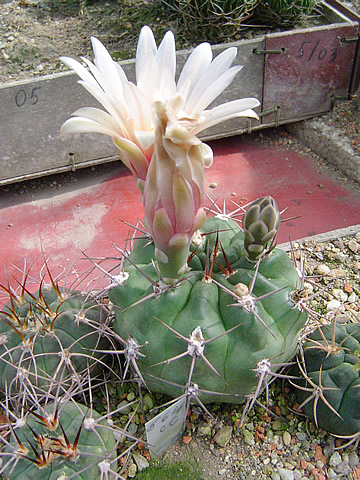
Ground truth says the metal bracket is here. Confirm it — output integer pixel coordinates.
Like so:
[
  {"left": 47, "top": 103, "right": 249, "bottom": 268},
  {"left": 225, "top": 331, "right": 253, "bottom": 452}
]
[
  {"left": 68, "top": 153, "right": 76, "bottom": 172},
  {"left": 330, "top": 93, "right": 357, "bottom": 108},
  {"left": 252, "top": 47, "right": 286, "bottom": 55},
  {"left": 338, "top": 34, "right": 360, "bottom": 43},
  {"left": 260, "top": 106, "right": 281, "bottom": 126}
]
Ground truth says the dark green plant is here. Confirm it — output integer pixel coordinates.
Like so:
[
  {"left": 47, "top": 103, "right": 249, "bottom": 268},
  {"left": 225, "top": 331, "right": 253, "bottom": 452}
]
[
  {"left": 161, "top": 0, "right": 260, "bottom": 41},
  {"left": 292, "top": 322, "right": 360, "bottom": 440},
  {"left": 254, "top": 0, "right": 321, "bottom": 26}
]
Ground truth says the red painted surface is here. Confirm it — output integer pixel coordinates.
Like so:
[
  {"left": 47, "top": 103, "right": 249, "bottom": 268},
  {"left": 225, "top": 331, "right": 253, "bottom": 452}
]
[
  {"left": 1, "top": 134, "right": 360, "bottom": 293},
  {"left": 263, "top": 25, "right": 358, "bottom": 122}
]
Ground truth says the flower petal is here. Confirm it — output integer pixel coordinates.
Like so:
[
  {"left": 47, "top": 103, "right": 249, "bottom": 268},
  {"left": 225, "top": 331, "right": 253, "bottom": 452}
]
[
  {"left": 194, "top": 98, "right": 260, "bottom": 133},
  {"left": 185, "top": 47, "right": 240, "bottom": 113},
  {"left": 177, "top": 42, "right": 213, "bottom": 101},
  {"left": 136, "top": 26, "right": 157, "bottom": 84},
  {"left": 60, "top": 116, "right": 117, "bottom": 137}
]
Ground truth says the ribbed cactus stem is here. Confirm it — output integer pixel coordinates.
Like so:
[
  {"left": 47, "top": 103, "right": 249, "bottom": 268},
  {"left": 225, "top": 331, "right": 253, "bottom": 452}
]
[{"left": 154, "top": 236, "right": 191, "bottom": 284}]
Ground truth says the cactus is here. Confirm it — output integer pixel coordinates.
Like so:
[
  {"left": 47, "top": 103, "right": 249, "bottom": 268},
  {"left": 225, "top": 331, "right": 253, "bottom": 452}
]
[
  {"left": 161, "top": 0, "right": 261, "bottom": 41},
  {"left": 60, "top": 28, "right": 307, "bottom": 411},
  {"left": 2, "top": 400, "right": 118, "bottom": 479},
  {"left": 0, "top": 268, "right": 111, "bottom": 403},
  {"left": 254, "top": 0, "right": 321, "bottom": 25},
  {"left": 292, "top": 322, "right": 360, "bottom": 438},
  {"left": 109, "top": 204, "right": 308, "bottom": 405}
]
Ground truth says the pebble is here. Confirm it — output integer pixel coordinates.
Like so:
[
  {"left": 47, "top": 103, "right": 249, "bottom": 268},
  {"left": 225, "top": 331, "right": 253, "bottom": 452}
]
[
  {"left": 132, "top": 452, "right": 149, "bottom": 471},
  {"left": 328, "top": 268, "right": 347, "bottom": 278},
  {"left": 326, "top": 299, "right": 342, "bottom": 312},
  {"left": 349, "top": 451, "right": 359, "bottom": 468},
  {"left": 332, "top": 288, "right": 348, "bottom": 302},
  {"left": 127, "top": 463, "right": 137, "bottom": 477},
  {"left": 334, "top": 252, "right": 347, "bottom": 262},
  {"left": 348, "top": 292, "right": 358, "bottom": 303},
  {"left": 348, "top": 240, "right": 360, "bottom": 253},
  {"left": 316, "top": 264, "right": 330, "bottom": 275},
  {"left": 242, "top": 428, "right": 255, "bottom": 446},
  {"left": 283, "top": 431, "right": 291, "bottom": 446},
  {"left": 329, "top": 451, "right": 342, "bottom": 467},
  {"left": 213, "top": 426, "right": 232, "bottom": 447},
  {"left": 278, "top": 468, "right": 294, "bottom": 480}
]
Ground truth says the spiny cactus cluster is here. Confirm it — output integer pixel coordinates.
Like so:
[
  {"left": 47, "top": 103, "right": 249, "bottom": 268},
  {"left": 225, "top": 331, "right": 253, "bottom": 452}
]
[
  {"left": 162, "top": 0, "right": 261, "bottom": 41},
  {"left": 0, "top": 263, "right": 111, "bottom": 406},
  {"left": 292, "top": 322, "right": 360, "bottom": 443},
  {"left": 109, "top": 197, "right": 308, "bottom": 409},
  {"left": 0, "top": 262, "right": 143, "bottom": 479},
  {"left": 254, "top": 0, "right": 321, "bottom": 25}
]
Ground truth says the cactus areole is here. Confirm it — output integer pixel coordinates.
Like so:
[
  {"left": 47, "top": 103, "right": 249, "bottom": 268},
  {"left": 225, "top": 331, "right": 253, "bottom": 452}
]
[{"left": 109, "top": 214, "right": 308, "bottom": 404}]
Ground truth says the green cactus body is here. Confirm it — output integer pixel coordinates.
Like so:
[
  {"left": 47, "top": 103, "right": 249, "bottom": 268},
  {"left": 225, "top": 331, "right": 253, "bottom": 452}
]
[
  {"left": 109, "top": 215, "right": 307, "bottom": 404},
  {"left": 255, "top": 0, "right": 320, "bottom": 25},
  {"left": 0, "top": 287, "right": 109, "bottom": 398},
  {"left": 4, "top": 401, "right": 117, "bottom": 480},
  {"left": 294, "top": 323, "right": 360, "bottom": 436}
]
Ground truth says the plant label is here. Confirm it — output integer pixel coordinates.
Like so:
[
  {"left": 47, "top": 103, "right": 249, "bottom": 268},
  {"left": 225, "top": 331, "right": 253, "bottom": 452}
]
[{"left": 145, "top": 397, "right": 187, "bottom": 457}]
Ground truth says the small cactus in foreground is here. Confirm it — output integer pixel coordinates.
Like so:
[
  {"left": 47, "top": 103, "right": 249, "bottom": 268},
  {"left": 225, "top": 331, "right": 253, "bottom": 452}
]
[
  {"left": 2, "top": 401, "right": 118, "bottom": 479},
  {"left": 0, "top": 268, "right": 110, "bottom": 404},
  {"left": 109, "top": 203, "right": 308, "bottom": 405},
  {"left": 292, "top": 322, "right": 360, "bottom": 438}
]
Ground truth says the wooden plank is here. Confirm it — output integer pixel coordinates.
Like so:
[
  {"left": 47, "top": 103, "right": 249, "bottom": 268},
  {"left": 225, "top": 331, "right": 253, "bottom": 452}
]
[
  {"left": 0, "top": 39, "right": 263, "bottom": 185},
  {"left": 0, "top": 0, "right": 357, "bottom": 185},
  {"left": 262, "top": 22, "right": 358, "bottom": 124}
]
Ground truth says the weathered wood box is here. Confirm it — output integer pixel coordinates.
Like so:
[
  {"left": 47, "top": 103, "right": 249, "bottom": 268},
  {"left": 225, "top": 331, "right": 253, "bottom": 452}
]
[{"left": 0, "top": 0, "right": 359, "bottom": 185}]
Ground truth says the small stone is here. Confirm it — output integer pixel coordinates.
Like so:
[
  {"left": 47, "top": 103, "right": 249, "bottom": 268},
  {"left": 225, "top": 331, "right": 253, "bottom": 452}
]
[
  {"left": 182, "top": 435, "right": 192, "bottom": 444},
  {"left": 218, "top": 468, "right": 227, "bottom": 475},
  {"left": 296, "top": 432, "right": 307, "bottom": 442},
  {"left": 328, "top": 268, "right": 346, "bottom": 278},
  {"left": 283, "top": 431, "right": 291, "bottom": 446},
  {"left": 334, "top": 252, "right": 347, "bottom": 262},
  {"left": 326, "top": 299, "right": 342, "bottom": 312},
  {"left": 344, "top": 283, "right": 353, "bottom": 293},
  {"left": 348, "top": 292, "right": 358, "bottom": 303},
  {"left": 332, "top": 288, "right": 348, "bottom": 302},
  {"left": 278, "top": 468, "right": 294, "bottom": 480},
  {"left": 132, "top": 452, "right": 149, "bottom": 471},
  {"left": 348, "top": 240, "right": 360, "bottom": 253},
  {"left": 349, "top": 451, "right": 359, "bottom": 468},
  {"left": 209, "top": 182, "right": 217, "bottom": 188},
  {"left": 197, "top": 423, "right": 212, "bottom": 437},
  {"left": 128, "top": 463, "right": 137, "bottom": 478},
  {"left": 242, "top": 428, "right": 255, "bottom": 446},
  {"left": 316, "top": 265, "right": 330, "bottom": 275},
  {"left": 142, "top": 393, "right": 154, "bottom": 411},
  {"left": 213, "top": 426, "right": 232, "bottom": 447},
  {"left": 329, "top": 452, "right": 342, "bottom": 467},
  {"left": 118, "top": 400, "right": 132, "bottom": 414},
  {"left": 334, "top": 462, "right": 352, "bottom": 475}
]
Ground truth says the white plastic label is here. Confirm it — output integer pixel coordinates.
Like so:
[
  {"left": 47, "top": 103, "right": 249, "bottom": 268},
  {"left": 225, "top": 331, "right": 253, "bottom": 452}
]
[{"left": 145, "top": 397, "right": 187, "bottom": 457}]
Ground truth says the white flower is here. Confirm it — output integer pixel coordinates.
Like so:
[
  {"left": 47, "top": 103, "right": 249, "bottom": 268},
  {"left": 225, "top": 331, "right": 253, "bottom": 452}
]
[{"left": 60, "top": 26, "right": 260, "bottom": 184}]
